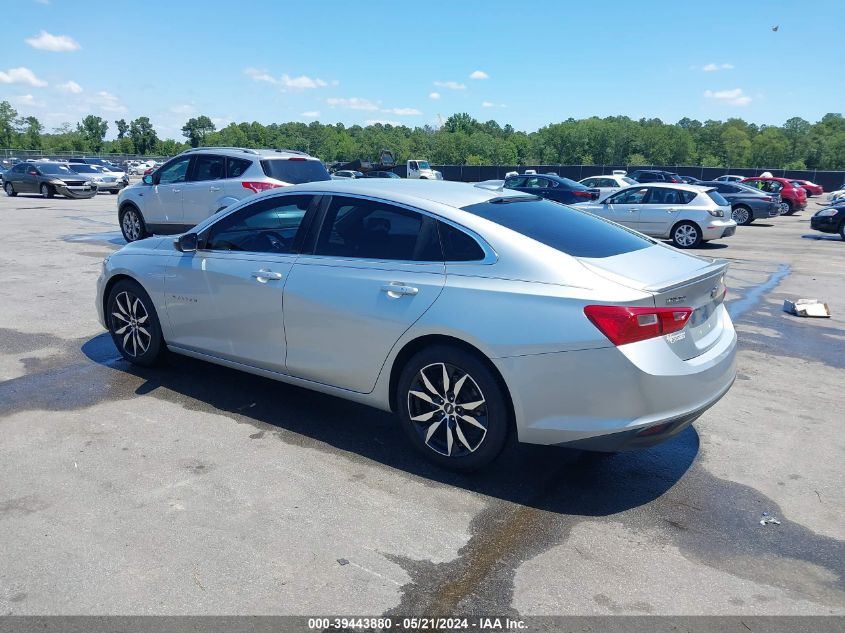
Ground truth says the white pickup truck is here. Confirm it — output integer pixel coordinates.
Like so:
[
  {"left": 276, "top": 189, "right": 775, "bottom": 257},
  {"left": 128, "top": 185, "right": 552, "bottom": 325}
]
[{"left": 407, "top": 160, "right": 443, "bottom": 180}]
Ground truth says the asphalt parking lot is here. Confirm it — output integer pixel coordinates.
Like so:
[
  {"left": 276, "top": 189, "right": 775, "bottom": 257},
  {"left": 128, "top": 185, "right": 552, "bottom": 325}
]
[{"left": 0, "top": 190, "right": 843, "bottom": 617}]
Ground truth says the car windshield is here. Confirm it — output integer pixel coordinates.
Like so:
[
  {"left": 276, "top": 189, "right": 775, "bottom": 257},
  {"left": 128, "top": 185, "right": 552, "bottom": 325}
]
[
  {"left": 70, "top": 164, "right": 100, "bottom": 173},
  {"left": 461, "top": 197, "right": 653, "bottom": 258},
  {"left": 261, "top": 159, "right": 331, "bottom": 184},
  {"left": 38, "top": 163, "right": 75, "bottom": 175},
  {"left": 418, "top": 161, "right": 431, "bottom": 170},
  {"left": 622, "top": 177, "right": 637, "bottom": 185}
]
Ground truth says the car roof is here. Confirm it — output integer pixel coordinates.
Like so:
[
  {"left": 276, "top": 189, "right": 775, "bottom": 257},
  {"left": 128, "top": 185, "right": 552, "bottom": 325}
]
[
  {"left": 178, "top": 146, "right": 319, "bottom": 160},
  {"left": 281, "top": 178, "right": 526, "bottom": 209},
  {"left": 622, "top": 182, "right": 710, "bottom": 193}
]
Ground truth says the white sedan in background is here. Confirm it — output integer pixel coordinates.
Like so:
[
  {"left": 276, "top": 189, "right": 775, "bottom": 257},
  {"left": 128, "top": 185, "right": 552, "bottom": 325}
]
[
  {"left": 576, "top": 183, "right": 737, "bottom": 248},
  {"left": 579, "top": 173, "right": 638, "bottom": 200}
]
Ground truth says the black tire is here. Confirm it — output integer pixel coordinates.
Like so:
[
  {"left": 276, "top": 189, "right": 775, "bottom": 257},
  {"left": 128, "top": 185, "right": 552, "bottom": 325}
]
[
  {"left": 40, "top": 183, "right": 54, "bottom": 199},
  {"left": 109, "top": 190, "right": 119, "bottom": 194},
  {"left": 119, "top": 205, "right": 148, "bottom": 242},
  {"left": 397, "top": 344, "right": 510, "bottom": 471},
  {"left": 839, "top": 220, "right": 845, "bottom": 242},
  {"left": 782, "top": 199, "right": 795, "bottom": 216},
  {"left": 4, "top": 182, "right": 16, "bottom": 197},
  {"left": 731, "top": 205, "right": 753, "bottom": 226},
  {"left": 671, "top": 221, "right": 702, "bottom": 248},
  {"left": 106, "top": 279, "right": 164, "bottom": 367}
]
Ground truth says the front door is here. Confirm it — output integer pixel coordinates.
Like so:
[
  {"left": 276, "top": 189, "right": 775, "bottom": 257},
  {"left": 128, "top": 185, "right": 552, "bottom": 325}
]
[
  {"left": 144, "top": 156, "right": 191, "bottom": 226},
  {"left": 283, "top": 195, "right": 445, "bottom": 393},
  {"left": 164, "top": 194, "right": 315, "bottom": 371},
  {"left": 602, "top": 187, "right": 648, "bottom": 228}
]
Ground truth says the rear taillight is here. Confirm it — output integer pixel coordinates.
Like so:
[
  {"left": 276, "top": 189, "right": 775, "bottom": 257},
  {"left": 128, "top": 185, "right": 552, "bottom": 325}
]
[
  {"left": 573, "top": 190, "right": 592, "bottom": 198},
  {"left": 242, "top": 181, "right": 284, "bottom": 193},
  {"left": 584, "top": 305, "right": 692, "bottom": 346}
]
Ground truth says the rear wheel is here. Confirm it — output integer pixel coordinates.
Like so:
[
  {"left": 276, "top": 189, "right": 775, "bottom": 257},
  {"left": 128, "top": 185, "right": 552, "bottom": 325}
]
[
  {"left": 40, "top": 183, "right": 54, "bottom": 199},
  {"left": 780, "top": 200, "right": 794, "bottom": 215},
  {"left": 120, "top": 206, "right": 148, "bottom": 242},
  {"left": 671, "top": 221, "right": 702, "bottom": 248},
  {"left": 106, "top": 279, "right": 164, "bottom": 367},
  {"left": 4, "top": 182, "right": 16, "bottom": 197},
  {"left": 839, "top": 220, "right": 845, "bottom": 242},
  {"left": 397, "top": 345, "right": 509, "bottom": 471},
  {"left": 731, "top": 205, "right": 752, "bottom": 226}
]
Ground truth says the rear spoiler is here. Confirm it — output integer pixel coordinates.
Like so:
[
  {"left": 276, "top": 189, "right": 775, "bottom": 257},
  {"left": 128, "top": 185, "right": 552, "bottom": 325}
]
[{"left": 642, "top": 258, "right": 728, "bottom": 293}]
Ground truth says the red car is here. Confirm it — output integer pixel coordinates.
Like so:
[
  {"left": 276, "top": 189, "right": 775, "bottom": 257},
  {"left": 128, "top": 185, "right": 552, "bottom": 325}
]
[
  {"left": 791, "top": 179, "right": 823, "bottom": 197},
  {"left": 741, "top": 177, "right": 807, "bottom": 215}
]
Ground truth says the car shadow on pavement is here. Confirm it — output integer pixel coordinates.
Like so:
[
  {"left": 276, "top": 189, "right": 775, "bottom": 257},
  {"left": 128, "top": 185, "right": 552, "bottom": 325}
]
[{"left": 81, "top": 333, "right": 698, "bottom": 516}]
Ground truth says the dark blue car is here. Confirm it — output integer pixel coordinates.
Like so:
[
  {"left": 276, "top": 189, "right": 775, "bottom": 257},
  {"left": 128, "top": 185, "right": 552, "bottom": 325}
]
[{"left": 503, "top": 174, "right": 598, "bottom": 204}]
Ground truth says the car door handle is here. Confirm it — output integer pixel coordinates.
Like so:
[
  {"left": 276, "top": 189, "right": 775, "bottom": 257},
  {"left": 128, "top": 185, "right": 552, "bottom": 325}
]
[
  {"left": 627, "top": 207, "right": 637, "bottom": 212},
  {"left": 381, "top": 282, "right": 419, "bottom": 297},
  {"left": 251, "top": 269, "right": 283, "bottom": 281},
  {"left": 210, "top": 186, "right": 222, "bottom": 192}
]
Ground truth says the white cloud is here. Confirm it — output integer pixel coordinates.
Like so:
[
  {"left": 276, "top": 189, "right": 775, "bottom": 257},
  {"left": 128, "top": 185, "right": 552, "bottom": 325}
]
[
  {"left": 704, "top": 88, "right": 752, "bottom": 106},
  {"left": 0, "top": 67, "right": 47, "bottom": 87},
  {"left": 469, "top": 70, "right": 489, "bottom": 80},
  {"left": 25, "top": 31, "right": 80, "bottom": 52},
  {"left": 301, "top": 110, "right": 320, "bottom": 118},
  {"left": 481, "top": 101, "right": 507, "bottom": 108},
  {"left": 428, "top": 92, "right": 441, "bottom": 100},
  {"left": 169, "top": 104, "right": 195, "bottom": 114},
  {"left": 35, "top": 0, "right": 50, "bottom": 4},
  {"left": 91, "top": 91, "right": 127, "bottom": 113},
  {"left": 702, "top": 63, "right": 734, "bottom": 72},
  {"left": 57, "top": 80, "right": 82, "bottom": 94},
  {"left": 244, "top": 67, "right": 329, "bottom": 89},
  {"left": 434, "top": 80, "right": 466, "bottom": 90},
  {"left": 381, "top": 107, "right": 422, "bottom": 115},
  {"left": 326, "top": 97, "right": 379, "bottom": 111},
  {"left": 365, "top": 119, "right": 401, "bottom": 126},
  {"left": 10, "top": 94, "right": 46, "bottom": 108},
  {"left": 211, "top": 117, "right": 232, "bottom": 127}
]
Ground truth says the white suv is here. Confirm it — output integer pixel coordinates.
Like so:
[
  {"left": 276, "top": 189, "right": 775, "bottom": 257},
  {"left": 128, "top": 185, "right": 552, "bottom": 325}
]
[{"left": 117, "top": 147, "right": 331, "bottom": 242}]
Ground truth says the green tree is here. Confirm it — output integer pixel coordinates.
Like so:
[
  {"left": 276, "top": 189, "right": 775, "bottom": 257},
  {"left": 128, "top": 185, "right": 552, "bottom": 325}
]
[
  {"left": 129, "top": 117, "right": 158, "bottom": 154},
  {"left": 77, "top": 115, "right": 109, "bottom": 153},
  {"left": 17, "top": 116, "right": 44, "bottom": 149},
  {"left": 115, "top": 119, "right": 129, "bottom": 139},
  {"left": 181, "top": 115, "right": 216, "bottom": 147},
  {"left": 0, "top": 101, "right": 18, "bottom": 148}
]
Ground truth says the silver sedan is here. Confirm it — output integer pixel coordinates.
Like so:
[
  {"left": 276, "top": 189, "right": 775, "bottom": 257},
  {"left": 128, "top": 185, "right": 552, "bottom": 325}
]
[{"left": 96, "top": 180, "right": 737, "bottom": 470}]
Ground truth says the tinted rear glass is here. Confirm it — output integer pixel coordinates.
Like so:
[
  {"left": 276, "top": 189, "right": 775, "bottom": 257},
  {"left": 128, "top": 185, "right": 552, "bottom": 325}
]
[
  {"left": 707, "top": 191, "right": 730, "bottom": 206},
  {"left": 461, "top": 198, "right": 653, "bottom": 258},
  {"left": 261, "top": 159, "right": 330, "bottom": 184}
]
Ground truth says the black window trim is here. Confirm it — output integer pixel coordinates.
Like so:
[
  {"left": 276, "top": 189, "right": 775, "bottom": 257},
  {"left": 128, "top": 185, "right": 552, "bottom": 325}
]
[
  {"left": 154, "top": 155, "right": 193, "bottom": 186},
  {"left": 187, "top": 153, "right": 226, "bottom": 183},
  {"left": 298, "top": 193, "right": 497, "bottom": 265}
]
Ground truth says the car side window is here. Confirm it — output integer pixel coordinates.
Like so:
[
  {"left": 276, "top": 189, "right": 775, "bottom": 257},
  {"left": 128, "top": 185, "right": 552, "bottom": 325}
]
[
  {"left": 648, "top": 188, "right": 681, "bottom": 204},
  {"left": 609, "top": 188, "right": 648, "bottom": 204},
  {"left": 12, "top": 164, "right": 26, "bottom": 173},
  {"left": 205, "top": 195, "right": 312, "bottom": 253},
  {"left": 227, "top": 157, "right": 251, "bottom": 179},
  {"left": 315, "top": 196, "right": 441, "bottom": 262},
  {"left": 157, "top": 157, "right": 191, "bottom": 185},
  {"left": 438, "top": 222, "right": 484, "bottom": 262},
  {"left": 191, "top": 155, "right": 225, "bottom": 182},
  {"left": 678, "top": 190, "right": 697, "bottom": 204},
  {"left": 524, "top": 177, "right": 547, "bottom": 188},
  {"left": 581, "top": 178, "right": 596, "bottom": 187},
  {"left": 504, "top": 176, "right": 525, "bottom": 188}
]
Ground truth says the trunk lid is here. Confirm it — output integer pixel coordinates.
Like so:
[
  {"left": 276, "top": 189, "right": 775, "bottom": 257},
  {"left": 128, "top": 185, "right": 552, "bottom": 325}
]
[{"left": 579, "top": 245, "right": 728, "bottom": 360}]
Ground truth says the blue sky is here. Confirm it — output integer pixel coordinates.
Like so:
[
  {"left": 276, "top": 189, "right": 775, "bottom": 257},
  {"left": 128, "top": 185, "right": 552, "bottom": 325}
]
[{"left": 1, "top": 0, "right": 842, "bottom": 140}]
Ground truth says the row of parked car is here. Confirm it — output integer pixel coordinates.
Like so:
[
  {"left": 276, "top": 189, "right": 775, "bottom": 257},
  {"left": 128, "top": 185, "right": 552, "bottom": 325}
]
[{"left": 1, "top": 158, "right": 130, "bottom": 199}]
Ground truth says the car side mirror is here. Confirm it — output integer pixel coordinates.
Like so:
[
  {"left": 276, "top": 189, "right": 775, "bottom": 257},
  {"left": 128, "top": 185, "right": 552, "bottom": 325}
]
[
  {"left": 175, "top": 233, "right": 198, "bottom": 253},
  {"left": 142, "top": 174, "right": 153, "bottom": 185}
]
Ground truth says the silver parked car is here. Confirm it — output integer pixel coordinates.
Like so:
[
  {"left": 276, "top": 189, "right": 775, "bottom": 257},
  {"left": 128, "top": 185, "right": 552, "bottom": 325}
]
[
  {"left": 117, "top": 147, "right": 331, "bottom": 243},
  {"left": 576, "top": 183, "right": 737, "bottom": 248},
  {"left": 97, "top": 180, "right": 737, "bottom": 470}
]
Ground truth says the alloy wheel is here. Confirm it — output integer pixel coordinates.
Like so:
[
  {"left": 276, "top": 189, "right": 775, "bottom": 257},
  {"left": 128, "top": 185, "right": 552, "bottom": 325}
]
[
  {"left": 732, "top": 207, "right": 749, "bottom": 225},
  {"left": 122, "top": 210, "right": 141, "bottom": 241},
  {"left": 111, "top": 291, "right": 151, "bottom": 358},
  {"left": 778, "top": 202, "right": 789, "bottom": 215},
  {"left": 674, "top": 224, "right": 699, "bottom": 247},
  {"left": 407, "top": 362, "right": 488, "bottom": 457}
]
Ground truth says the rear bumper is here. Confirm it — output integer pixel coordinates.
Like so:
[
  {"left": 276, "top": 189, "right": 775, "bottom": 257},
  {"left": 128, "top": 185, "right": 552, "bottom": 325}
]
[
  {"left": 493, "top": 306, "right": 737, "bottom": 448},
  {"left": 751, "top": 203, "right": 780, "bottom": 219},
  {"left": 702, "top": 219, "right": 736, "bottom": 239}
]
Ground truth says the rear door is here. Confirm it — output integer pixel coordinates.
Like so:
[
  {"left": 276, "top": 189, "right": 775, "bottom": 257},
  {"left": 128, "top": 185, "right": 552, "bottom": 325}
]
[
  {"left": 182, "top": 153, "right": 226, "bottom": 226},
  {"left": 283, "top": 195, "right": 445, "bottom": 393},
  {"left": 636, "top": 186, "right": 685, "bottom": 235},
  {"left": 145, "top": 156, "right": 192, "bottom": 225}
]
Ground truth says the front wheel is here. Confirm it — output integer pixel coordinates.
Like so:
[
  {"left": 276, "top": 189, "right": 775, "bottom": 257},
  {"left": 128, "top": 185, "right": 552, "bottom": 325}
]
[
  {"left": 671, "top": 221, "right": 702, "bottom": 248},
  {"left": 839, "top": 221, "right": 845, "bottom": 242},
  {"left": 120, "top": 206, "right": 148, "bottom": 242},
  {"left": 397, "top": 345, "right": 510, "bottom": 471},
  {"left": 40, "top": 183, "right": 54, "bottom": 199},
  {"left": 106, "top": 279, "right": 164, "bottom": 367},
  {"left": 4, "top": 182, "right": 16, "bottom": 197}
]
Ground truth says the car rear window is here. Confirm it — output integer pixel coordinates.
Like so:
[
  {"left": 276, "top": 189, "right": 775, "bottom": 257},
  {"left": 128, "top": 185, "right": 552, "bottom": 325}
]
[
  {"left": 460, "top": 197, "right": 653, "bottom": 258},
  {"left": 261, "top": 158, "right": 330, "bottom": 184},
  {"left": 706, "top": 191, "right": 730, "bottom": 206}
]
